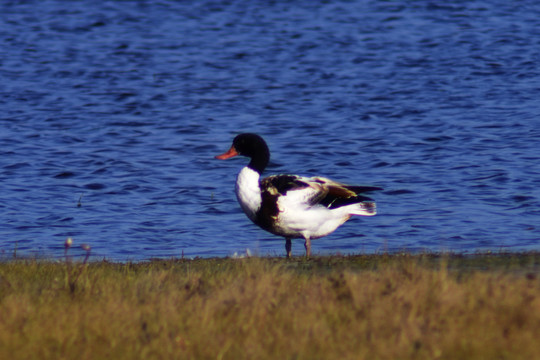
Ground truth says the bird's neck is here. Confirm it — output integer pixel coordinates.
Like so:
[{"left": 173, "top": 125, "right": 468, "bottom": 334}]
[{"left": 247, "top": 148, "right": 269, "bottom": 174}]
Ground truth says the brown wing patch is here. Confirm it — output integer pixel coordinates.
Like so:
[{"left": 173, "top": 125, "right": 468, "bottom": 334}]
[
  {"left": 326, "top": 184, "right": 358, "bottom": 198},
  {"left": 311, "top": 177, "right": 380, "bottom": 209},
  {"left": 310, "top": 177, "right": 357, "bottom": 198},
  {"left": 311, "top": 177, "right": 382, "bottom": 198}
]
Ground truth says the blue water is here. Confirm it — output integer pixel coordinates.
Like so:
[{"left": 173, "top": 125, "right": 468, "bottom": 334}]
[{"left": 1, "top": 1, "right": 539, "bottom": 260}]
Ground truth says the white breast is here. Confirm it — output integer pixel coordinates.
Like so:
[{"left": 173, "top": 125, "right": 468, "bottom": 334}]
[{"left": 235, "top": 167, "right": 262, "bottom": 222}]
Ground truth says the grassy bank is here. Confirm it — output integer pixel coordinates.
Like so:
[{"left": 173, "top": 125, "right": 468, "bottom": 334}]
[{"left": 1, "top": 253, "right": 540, "bottom": 359}]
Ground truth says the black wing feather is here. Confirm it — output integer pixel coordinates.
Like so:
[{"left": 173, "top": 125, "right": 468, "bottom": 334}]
[
  {"left": 262, "top": 175, "right": 310, "bottom": 195},
  {"left": 346, "top": 185, "right": 383, "bottom": 194}
]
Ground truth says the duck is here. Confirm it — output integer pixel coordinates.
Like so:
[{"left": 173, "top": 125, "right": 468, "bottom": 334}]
[{"left": 215, "top": 133, "right": 381, "bottom": 258}]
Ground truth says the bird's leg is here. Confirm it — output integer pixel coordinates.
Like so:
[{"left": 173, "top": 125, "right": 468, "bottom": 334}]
[
  {"left": 304, "top": 235, "right": 311, "bottom": 258},
  {"left": 285, "top": 238, "right": 292, "bottom": 258}
]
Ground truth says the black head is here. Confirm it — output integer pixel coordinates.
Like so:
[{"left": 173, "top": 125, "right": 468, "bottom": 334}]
[
  {"left": 215, "top": 133, "right": 270, "bottom": 174},
  {"left": 232, "top": 133, "right": 269, "bottom": 158}
]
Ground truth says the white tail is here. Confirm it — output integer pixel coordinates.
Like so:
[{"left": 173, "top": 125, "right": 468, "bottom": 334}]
[{"left": 348, "top": 202, "right": 377, "bottom": 216}]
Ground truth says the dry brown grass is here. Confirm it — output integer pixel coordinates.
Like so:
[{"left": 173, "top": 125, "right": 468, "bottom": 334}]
[{"left": 1, "top": 253, "right": 539, "bottom": 359}]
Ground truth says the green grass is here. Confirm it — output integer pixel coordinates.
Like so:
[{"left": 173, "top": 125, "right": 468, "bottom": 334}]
[{"left": 1, "top": 253, "right": 540, "bottom": 359}]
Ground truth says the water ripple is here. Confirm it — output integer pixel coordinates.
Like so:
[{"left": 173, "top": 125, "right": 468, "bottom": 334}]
[{"left": 1, "top": 0, "right": 540, "bottom": 260}]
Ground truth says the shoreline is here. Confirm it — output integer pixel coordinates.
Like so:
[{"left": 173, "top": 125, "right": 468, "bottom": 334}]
[{"left": 1, "top": 252, "right": 539, "bottom": 359}]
